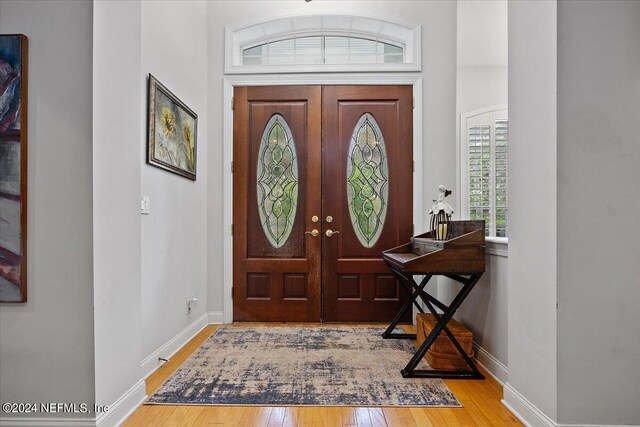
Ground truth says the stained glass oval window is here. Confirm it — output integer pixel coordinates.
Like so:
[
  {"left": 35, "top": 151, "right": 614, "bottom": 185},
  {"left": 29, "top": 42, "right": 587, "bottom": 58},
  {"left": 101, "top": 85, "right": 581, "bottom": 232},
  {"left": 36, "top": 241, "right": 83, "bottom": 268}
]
[
  {"left": 257, "top": 114, "right": 298, "bottom": 248},
  {"left": 347, "top": 113, "right": 388, "bottom": 248}
]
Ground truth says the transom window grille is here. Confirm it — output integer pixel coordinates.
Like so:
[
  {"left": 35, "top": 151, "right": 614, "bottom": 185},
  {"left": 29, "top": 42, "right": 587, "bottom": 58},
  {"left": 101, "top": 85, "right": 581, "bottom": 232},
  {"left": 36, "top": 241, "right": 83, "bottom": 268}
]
[
  {"left": 242, "top": 35, "right": 404, "bottom": 66},
  {"left": 461, "top": 107, "right": 508, "bottom": 238}
]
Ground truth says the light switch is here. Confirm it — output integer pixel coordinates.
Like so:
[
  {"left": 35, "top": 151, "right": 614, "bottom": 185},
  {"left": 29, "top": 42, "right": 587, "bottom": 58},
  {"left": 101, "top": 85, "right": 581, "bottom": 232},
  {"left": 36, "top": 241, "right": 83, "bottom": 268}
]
[{"left": 141, "top": 195, "right": 150, "bottom": 215}]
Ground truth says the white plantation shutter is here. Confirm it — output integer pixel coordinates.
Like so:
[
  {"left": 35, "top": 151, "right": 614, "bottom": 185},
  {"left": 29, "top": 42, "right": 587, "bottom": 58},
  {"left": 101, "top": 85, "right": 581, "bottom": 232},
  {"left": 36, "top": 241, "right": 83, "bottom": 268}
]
[
  {"left": 494, "top": 120, "right": 508, "bottom": 237},
  {"left": 461, "top": 107, "right": 508, "bottom": 238},
  {"left": 468, "top": 124, "right": 491, "bottom": 235}
]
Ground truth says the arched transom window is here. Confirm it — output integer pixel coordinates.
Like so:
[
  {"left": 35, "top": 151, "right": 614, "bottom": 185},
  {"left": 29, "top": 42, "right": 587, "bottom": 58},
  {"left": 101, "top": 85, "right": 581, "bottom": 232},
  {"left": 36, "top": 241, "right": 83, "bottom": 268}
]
[
  {"left": 243, "top": 35, "right": 403, "bottom": 66},
  {"left": 225, "top": 14, "right": 421, "bottom": 73}
]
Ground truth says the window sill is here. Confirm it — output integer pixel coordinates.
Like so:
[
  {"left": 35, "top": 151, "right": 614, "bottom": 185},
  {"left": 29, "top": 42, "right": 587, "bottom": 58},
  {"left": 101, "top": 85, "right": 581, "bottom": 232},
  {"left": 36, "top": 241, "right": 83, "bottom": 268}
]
[
  {"left": 486, "top": 236, "right": 508, "bottom": 245},
  {"left": 486, "top": 237, "right": 508, "bottom": 257}
]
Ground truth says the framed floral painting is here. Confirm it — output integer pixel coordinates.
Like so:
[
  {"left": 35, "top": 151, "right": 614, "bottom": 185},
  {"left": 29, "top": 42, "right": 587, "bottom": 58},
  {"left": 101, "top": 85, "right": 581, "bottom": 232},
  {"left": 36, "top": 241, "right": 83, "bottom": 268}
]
[{"left": 147, "top": 75, "right": 197, "bottom": 180}]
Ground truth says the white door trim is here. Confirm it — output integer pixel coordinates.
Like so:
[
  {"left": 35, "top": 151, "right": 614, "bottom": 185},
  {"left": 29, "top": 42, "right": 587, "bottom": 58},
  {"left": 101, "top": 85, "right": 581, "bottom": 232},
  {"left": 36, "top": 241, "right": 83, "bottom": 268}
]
[{"left": 222, "top": 74, "right": 424, "bottom": 323}]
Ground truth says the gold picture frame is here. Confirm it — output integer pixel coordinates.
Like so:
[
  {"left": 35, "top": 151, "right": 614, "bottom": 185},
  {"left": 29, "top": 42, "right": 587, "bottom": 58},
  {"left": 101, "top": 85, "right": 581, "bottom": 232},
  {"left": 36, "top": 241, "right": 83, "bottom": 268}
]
[{"left": 147, "top": 74, "right": 198, "bottom": 180}]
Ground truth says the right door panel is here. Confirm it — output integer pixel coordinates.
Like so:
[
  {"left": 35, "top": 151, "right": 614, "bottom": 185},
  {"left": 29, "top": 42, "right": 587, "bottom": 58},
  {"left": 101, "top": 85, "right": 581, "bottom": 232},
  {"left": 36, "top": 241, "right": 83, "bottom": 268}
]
[{"left": 322, "top": 86, "right": 414, "bottom": 322}]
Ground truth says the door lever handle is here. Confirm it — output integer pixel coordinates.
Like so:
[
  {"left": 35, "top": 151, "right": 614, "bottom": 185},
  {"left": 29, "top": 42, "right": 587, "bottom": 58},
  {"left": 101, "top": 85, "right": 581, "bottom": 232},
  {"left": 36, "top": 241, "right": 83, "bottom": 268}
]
[
  {"left": 325, "top": 229, "right": 340, "bottom": 237},
  {"left": 305, "top": 229, "right": 319, "bottom": 237}
]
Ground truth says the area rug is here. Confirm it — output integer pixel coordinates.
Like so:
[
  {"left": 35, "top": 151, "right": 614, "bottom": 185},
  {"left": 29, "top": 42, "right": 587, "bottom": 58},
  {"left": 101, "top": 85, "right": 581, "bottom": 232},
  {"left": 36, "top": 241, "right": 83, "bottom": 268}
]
[{"left": 146, "top": 326, "right": 461, "bottom": 407}]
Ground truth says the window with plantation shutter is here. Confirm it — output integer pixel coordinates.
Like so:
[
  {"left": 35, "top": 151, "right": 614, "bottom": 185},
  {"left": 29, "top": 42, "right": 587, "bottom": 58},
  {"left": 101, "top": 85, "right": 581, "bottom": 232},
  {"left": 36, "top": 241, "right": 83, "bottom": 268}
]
[
  {"left": 461, "top": 107, "right": 508, "bottom": 239},
  {"left": 494, "top": 119, "right": 508, "bottom": 237}
]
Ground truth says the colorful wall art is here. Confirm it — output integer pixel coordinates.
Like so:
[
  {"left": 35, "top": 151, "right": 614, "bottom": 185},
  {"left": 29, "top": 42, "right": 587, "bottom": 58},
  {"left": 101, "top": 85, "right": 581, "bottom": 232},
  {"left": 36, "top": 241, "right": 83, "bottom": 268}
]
[
  {"left": 0, "top": 34, "right": 28, "bottom": 303},
  {"left": 147, "top": 75, "right": 198, "bottom": 180}
]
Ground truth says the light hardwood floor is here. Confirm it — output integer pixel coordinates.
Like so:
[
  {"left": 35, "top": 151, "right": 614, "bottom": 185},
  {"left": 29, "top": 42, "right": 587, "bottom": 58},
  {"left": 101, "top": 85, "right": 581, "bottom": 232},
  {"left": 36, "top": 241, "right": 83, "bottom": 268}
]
[{"left": 123, "top": 324, "right": 522, "bottom": 426}]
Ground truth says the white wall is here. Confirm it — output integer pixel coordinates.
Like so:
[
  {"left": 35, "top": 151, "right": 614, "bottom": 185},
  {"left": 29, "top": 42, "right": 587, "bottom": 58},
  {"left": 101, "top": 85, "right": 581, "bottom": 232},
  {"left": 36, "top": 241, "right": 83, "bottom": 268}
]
[
  {"left": 557, "top": 1, "right": 640, "bottom": 424},
  {"left": 93, "top": 0, "right": 145, "bottom": 414},
  {"left": 93, "top": 2, "right": 212, "bottom": 421},
  {"left": 454, "top": 65, "right": 508, "bottom": 372},
  {"left": 140, "top": 0, "right": 209, "bottom": 368},
  {"left": 440, "top": 0, "right": 509, "bottom": 377},
  {"left": 457, "top": 67, "right": 508, "bottom": 115},
  {"left": 505, "top": 0, "right": 558, "bottom": 421},
  {"left": 457, "top": 0, "right": 508, "bottom": 69},
  {"left": 0, "top": 1, "right": 96, "bottom": 423},
  {"left": 206, "top": 0, "right": 458, "bottom": 317},
  {"left": 451, "top": 246, "right": 509, "bottom": 379},
  {"left": 456, "top": 0, "right": 508, "bottom": 117}
]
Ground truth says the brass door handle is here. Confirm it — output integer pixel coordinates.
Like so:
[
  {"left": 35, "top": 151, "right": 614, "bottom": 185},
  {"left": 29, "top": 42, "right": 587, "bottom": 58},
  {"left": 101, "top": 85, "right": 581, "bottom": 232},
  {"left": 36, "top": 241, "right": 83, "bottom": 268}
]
[
  {"left": 305, "top": 229, "right": 319, "bottom": 237},
  {"left": 325, "top": 229, "right": 340, "bottom": 237}
]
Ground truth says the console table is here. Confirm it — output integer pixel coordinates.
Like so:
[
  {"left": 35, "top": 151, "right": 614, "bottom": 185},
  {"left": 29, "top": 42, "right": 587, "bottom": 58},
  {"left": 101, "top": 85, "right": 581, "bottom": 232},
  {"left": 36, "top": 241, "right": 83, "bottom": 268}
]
[{"left": 381, "top": 220, "right": 486, "bottom": 380}]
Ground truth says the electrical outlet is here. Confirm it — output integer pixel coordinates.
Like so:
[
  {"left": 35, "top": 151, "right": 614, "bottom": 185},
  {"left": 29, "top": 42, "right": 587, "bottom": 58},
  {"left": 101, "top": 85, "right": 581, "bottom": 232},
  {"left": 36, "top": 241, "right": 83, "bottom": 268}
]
[{"left": 187, "top": 297, "right": 198, "bottom": 311}]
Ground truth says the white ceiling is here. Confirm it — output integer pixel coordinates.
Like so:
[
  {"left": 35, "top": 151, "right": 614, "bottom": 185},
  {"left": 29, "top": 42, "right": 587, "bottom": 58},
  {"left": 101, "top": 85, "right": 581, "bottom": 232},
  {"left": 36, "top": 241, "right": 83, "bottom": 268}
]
[{"left": 457, "top": 0, "right": 508, "bottom": 67}]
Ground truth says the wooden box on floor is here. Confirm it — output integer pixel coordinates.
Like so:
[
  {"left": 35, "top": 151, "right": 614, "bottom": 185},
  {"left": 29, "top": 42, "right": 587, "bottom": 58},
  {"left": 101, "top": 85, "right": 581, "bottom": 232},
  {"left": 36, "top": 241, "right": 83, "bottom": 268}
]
[{"left": 416, "top": 313, "right": 474, "bottom": 370}]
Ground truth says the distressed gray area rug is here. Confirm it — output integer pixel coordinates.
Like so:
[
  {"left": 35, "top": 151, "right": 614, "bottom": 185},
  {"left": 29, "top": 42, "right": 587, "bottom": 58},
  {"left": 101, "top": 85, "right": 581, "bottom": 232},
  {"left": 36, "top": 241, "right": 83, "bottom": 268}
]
[{"left": 147, "top": 326, "right": 460, "bottom": 407}]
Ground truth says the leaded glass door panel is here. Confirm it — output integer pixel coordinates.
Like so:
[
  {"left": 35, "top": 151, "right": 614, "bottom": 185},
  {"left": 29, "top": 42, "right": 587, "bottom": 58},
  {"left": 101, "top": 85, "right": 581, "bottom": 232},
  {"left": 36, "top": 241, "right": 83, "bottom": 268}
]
[
  {"left": 321, "top": 86, "right": 413, "bottom": 322},
  {"left": 233, "top": 86, "right": 321, "bottom": 322},
  {"left": 233, "top": 85, "right": 412, "bottom": 322}
]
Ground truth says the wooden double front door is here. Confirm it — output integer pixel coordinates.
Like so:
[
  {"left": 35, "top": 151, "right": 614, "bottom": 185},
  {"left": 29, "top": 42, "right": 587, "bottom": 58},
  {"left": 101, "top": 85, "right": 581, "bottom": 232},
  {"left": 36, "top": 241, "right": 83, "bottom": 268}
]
[{"left": 233, "top": 85, "right": 413, "bottom": 322}]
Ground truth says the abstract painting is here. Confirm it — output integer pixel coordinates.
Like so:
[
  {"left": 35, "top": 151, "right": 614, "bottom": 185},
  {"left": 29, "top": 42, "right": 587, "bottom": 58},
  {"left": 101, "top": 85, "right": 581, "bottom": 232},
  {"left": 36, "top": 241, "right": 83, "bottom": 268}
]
[
  {"left": 0, "top": 34, "right": 28, "bottom": 303},
  {"left": 147, "top": 75, "right": 197, "bottom": 180}
]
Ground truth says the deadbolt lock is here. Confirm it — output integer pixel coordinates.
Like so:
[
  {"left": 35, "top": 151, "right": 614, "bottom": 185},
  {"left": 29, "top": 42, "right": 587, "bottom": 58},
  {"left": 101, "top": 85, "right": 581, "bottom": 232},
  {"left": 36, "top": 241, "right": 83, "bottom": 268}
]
[
  {"left": 311, "top": 215, "right": 319, "bottom": 223},
  {"left": 326, "top": 215, "right": 333, "bottom": 223}
]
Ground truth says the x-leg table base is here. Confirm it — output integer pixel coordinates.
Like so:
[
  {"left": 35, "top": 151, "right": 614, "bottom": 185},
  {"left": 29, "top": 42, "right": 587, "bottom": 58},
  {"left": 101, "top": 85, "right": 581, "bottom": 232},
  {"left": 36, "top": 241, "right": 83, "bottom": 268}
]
[
  {"left": 382, "top": 264, "right": 485, "bottom": 380},
  {"left": 381, "top": 274, "right": 431, "bottom": 340}
]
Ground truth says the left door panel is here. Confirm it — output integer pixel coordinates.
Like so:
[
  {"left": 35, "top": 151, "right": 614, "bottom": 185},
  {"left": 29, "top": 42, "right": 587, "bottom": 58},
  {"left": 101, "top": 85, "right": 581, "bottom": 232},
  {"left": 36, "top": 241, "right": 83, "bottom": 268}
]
[{"left": 233, "top": 86, "right": 322, "bottom": 321}]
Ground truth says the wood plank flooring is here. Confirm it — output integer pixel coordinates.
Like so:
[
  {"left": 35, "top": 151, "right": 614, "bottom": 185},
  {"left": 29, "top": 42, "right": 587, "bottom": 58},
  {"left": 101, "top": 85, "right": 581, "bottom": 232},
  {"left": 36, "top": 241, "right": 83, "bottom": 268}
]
[{"left": 123, "top": 324, "right": 522, "bottom": 426}]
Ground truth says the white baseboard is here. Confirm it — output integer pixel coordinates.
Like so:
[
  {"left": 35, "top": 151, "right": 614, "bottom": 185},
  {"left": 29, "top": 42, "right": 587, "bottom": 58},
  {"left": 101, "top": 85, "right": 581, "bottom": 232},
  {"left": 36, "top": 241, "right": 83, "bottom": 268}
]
[
  {"left": 554, "top": 423, "right": 639, "bottom": 427},
  {"left": 95, "top": 380, "right": 146, "bottom": 427},
  {"left": 473, "top": 342, "right": 509, "bottom": 385},
  {"left": 555, "top": 423, "right": 640, "bottom": 427},
  {"left": 502, "top": 382, "right": 554, "bottom": 427},
  {"left": 207, "top": 311, "right": 224, "bottom": 324},
  {"left": 0, "top": 416, "right": 96, "bottom": 427},
  {"left": 502, "top": 383, "right": 636, "bottom": 427},
  {"left": 100, "top": 311, "right": 222, "bottom": 426},
  {"left": 1, "top": 380, "right": 147, "bottom": 427},
  {"left": 140, "top": 312, "right": 208, "bottom": 379}
]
